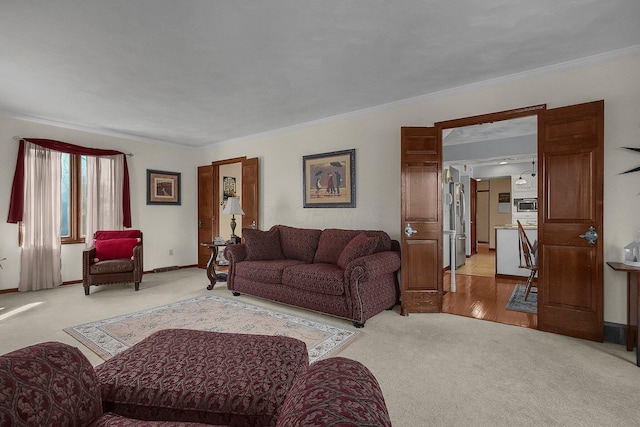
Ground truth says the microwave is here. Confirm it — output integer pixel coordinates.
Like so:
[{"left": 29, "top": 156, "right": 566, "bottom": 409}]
[{"left": 515, "top": 198, "right": 537, "bottom": 212}]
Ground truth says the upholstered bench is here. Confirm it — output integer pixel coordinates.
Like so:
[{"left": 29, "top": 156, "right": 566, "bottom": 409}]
[{"left": 95, "top": 329, "right": 309, "bottom": 427}]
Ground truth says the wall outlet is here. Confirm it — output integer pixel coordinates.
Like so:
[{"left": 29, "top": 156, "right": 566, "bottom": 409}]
[{"left": 169, "top": 249, "right": 173, "bottom": 256}]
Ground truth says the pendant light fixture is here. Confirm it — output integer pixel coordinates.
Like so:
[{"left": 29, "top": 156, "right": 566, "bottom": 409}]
[{"left": 515, "top": 159, "right": 536, "bottom": 186}]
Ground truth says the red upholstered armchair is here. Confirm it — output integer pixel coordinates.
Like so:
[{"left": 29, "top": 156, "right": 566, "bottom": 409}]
[{"left": 82, "top": 230, "right": 143, "bottom": 295}]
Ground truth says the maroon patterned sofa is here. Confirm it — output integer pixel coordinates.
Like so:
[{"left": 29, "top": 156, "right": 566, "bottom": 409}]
[
  {"left": 224, "top": 225, "right": 401, "bottom": 327},
  {"left": 1, "top": 333, "right": 392, "bottom": 427},
  {"left": 276, "top": 356, "right": 392, "bottom": 427},
  {"left": 0, "top": 340, "right": 210, "bottom": 427}
]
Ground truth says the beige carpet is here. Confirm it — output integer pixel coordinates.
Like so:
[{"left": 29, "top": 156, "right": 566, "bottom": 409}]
[
  {"left": 64, "top": 294, "right": 358, "bottom": 362},
  {"left": 1, "top": 268, "right": 640, "bottom": 426}
]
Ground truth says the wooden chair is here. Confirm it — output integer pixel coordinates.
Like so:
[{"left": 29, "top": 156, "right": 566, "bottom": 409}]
[
  {"left": 517, "top": 220, "right": 538, "bottom": 301},
  {"left": 82, "top": 230, "right": 143, "bottom": 295}
]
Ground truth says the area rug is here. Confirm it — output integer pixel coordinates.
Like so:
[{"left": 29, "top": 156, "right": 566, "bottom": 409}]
[
  {"left": 505, "top": 284, "right": 537, "bottom": 313},
  {"left": 64, "top": 295, "right": 359, "bottom": 363}
]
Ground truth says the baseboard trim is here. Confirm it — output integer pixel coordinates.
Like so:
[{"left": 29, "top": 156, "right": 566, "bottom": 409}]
[
  {"left": 0, "top": 264, "right": 202, "bottom": 293},
  {"left": 603, "top": 321, "right": 626, "bottom": 345},
  {"left": 152, "top": 265, "right": 180, "bottom": 273}
]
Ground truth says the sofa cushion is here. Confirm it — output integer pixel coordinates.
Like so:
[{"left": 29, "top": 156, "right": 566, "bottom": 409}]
[
  {"left": 360, "top": 230, "right": 393, "bottom": 253},
  {"left": 243, "top": 227, "right": 285, "bottom": 261},
  {"left": 276, "top": 225, "right": 322, "bottom": 263},
  {"left": 235, "top": 259, "right": 306, "bottom": 284},
  {"left": 337, "top": 233, "right": 379, "bottom": 269},
  {"left": 90, "top": 258, "right": 135, "bottom": 275},
  {"left": 282, "top": 263, "right": 345, "bottom": 296},
  {"left": 313, "top": 229, "right": 359, "bottom": 265},
  {"left": 94, "top": 238, "right": 140, "bottom": 261}
]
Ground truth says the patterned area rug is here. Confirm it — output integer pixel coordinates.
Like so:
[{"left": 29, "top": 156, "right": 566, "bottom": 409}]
[
  {"left": 505, "top": 284, "right": 538, "bottom": 313},
  {"left": 64, "top": 295, "right": 359, "bottom": 363}
]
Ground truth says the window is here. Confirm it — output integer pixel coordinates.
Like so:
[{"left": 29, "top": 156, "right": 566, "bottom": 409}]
[{"left": 60, "top": 154, "right": 87, "bottom": 243}]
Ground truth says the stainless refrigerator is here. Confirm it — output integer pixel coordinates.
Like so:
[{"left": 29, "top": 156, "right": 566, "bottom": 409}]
[{"left": 450, "top": 182, "right": 466, "bottom": 269}]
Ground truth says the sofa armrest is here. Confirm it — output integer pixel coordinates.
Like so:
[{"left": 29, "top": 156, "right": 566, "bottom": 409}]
[
  {"left": 224, "top": 244, "right": 246, "bottom": 264},
  {"left": 83, "top": 246, "right": 97, "bottom": 262},
  {"left": 132, "top": 243, "right": 143, "bottom": 280},
  {"left": 224, "top": 244, "right": 246, "bottom": 289},
  {"left": 82, "top": 246, "right": 96, "bottom": 281},
  {"left": 345, "top": 250, "right": 401, "bottom": 282},
  {"left": 276, "top": 357, "right": 391, "bottom": 427}
]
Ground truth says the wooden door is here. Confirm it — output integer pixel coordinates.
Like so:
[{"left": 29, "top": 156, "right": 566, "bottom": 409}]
[
  {"left": 537, "top": 100, "right": 604, "bottom": 341},
  {"left": 197, "top": 165, "right": 214, "bottom": 268},
  {"left": 400, "top": 127, "right": 443, "bottom": 314},
  {"left": 242, "top": 157, "right": 259, "bottom": 231}
]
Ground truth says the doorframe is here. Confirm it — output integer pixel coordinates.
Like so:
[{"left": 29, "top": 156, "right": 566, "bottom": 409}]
[
  {"left": 435, "top": 105, "right": 546, "bottom": 313},
  {"left": 212, "top": 157, "right": 247, "bottom": 238}
]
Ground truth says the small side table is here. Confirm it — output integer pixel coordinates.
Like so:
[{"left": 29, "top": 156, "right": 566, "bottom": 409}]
[
  {"left": 201, "top": 242, "right": 228, "bottom": 290},
  {"left": 606, "top": 261, "right": 640, "bottom": 366}
]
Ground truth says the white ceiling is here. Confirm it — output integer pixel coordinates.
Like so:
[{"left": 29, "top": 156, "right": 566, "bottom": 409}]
[
  {"left": 1, "top": 1, "right": 639, "bottom": 148},
  {"left": 443, "top": 115, "right": 537, "bottom": 175}
]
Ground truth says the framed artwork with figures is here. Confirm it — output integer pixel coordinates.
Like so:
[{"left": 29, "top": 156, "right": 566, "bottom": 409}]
[{"left": 302, "top": 149, "right": 355, "bottom": 208}]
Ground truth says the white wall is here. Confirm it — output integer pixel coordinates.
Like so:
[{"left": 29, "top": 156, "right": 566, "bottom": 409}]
[
  {"left": 0, "top": 116, "right": 200, "bottom": 290},
  {"left": 1, "top": 52, "right": 638, "bottom": 325},
  {"left": 202, "top": 52, "right": 640, "bottom": 325}
]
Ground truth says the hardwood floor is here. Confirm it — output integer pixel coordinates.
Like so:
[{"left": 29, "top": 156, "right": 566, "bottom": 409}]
[{"left": 443, "top": 243, "right": 537, "bottom": 329}]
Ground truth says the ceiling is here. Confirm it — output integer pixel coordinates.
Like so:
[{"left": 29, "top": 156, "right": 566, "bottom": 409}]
[
  {"left": 1, "top": 1, "right": 639, "bottom": 148},
  {"left": 443, "top": 116, "right": 537, "bottom": 177}
]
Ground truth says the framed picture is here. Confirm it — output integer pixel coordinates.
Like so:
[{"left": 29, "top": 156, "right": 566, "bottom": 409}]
[
  {"left": 223, "top": 176, "right": 236, "bottom": 201},
  {"left": 303, "top": 149, "right": 355, "bottom": 208},
  {"left": 147, "top": 169, "right": 181, "bottom": 205}
]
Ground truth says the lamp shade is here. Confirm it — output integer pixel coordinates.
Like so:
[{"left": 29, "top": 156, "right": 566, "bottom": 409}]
[
  {"left": 515, "top": 176, "right": 527, "bottom": 185},
  {"left": 222, "top": 197, "right": 245, "bottom": 215}
]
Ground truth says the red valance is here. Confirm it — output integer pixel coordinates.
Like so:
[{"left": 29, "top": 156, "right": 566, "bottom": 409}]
[{"left": 7, "top": 138, "right": 132, "bottom": 227}]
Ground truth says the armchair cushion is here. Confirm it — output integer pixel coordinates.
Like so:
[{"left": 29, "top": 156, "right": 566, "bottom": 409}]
[
  {"left": 90, "top": 259, "right": 135, "bottom": 275},
  {"left": 243, "top": 227, "right": 285, "bottom": 261},
  {"left": 94, "top": 230, "right": 141, "bottom": 240},
  {"left": 94, "top": 238, "right": 141, "bottom": 262},
  {"left": 337, "top": 233, "right": 378, "bottom": 269}
]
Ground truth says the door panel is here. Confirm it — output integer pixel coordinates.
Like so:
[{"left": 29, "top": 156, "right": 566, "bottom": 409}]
[
  {"left": 197, "top": 165, "right": 214, "bottom": 268},
  {"left": 401, "top": 127, "right": 442, "bottom": 314},
  {"left": 545, "top": 152, "right": 593, "bottom": 220},
  {"left": 406, "top": 164, "right": 439, "bottom": 221},
  {"left": 538, "top": 100, "right": 604, "bottom": 341}
]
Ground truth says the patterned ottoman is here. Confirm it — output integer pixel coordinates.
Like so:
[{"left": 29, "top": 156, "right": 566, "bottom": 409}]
[{"left": 94, "top": 329, "right": 309, "bottom": 427}]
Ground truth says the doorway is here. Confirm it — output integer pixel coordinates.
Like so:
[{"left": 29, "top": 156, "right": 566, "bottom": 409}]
[
  {"left": 441, "top": 113, "right": 539, "bottom": 329},
  {"left": 401, "top": 100, "right": 603, "bottom": 341},
  {"left": 197, "top": 157, "right": 260, "bottom": 269},
  {"left": 436, "top": 101, "right": 604, "bottom": 342}
]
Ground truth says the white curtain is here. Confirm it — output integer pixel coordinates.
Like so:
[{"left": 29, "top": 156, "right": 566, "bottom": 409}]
[
  {"left": 85, "top": 154, "right": 124, "bottom": 246},
  {"left": 19, "top": 142, "right": 62, "bottom": 291}
]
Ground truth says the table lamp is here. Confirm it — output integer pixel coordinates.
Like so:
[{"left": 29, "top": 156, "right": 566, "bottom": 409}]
[{"left": 222, "top": 197, "right": 245, "bottom": 243}]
